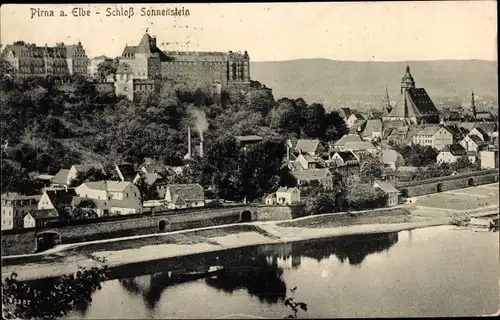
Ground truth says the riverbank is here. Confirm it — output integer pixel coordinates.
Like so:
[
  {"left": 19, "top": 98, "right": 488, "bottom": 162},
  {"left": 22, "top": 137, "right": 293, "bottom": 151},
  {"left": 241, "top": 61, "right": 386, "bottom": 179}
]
[{"left": 1, "top": 214, "right": 449, "bottom": 282}]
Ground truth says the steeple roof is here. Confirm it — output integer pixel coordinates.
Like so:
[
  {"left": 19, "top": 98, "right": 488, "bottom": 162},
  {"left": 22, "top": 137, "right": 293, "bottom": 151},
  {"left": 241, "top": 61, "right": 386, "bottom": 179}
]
[
  {"left": 136, "top": 32, "right": 160, "bottom": 55},
  {"left": 402, "top": 64, "right": 414, "bottom": 82}
]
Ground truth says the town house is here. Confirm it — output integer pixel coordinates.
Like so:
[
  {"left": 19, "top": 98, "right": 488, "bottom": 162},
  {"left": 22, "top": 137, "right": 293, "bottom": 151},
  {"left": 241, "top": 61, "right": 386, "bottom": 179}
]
[
  {"left": 38, "top": 188, "right": 78, "bottom": 212},
  {"left": 436, "top": 144, "right": 468, "bottom": 164},
  {"left": 345, "top": 112, "right": 366, "bottom": 128},
  {"left": 328, "top": 151, "right": 360, "bottom": 175},
  {"left": 332, "top": 134, "right": 377, "bottom": 153},
  {"left": 67, "top": 163, "right": 106, "bottom": 185},
  {"left": 1, "top": 193, "right": 41, "bottom": 230},
  {"left": 374, "top": 181, "right": 400, "bottom": 207},
  {"left": 412, "top": 126, "right": 453, "bottom": 150},
  {"left": 296, "top": 154, "right": 319, "bottom": 170},
  {"left": 360, "top": 119, "right": 383, "bottom": 141},
  {"left": 75, "top": 181, "right": 142, "bottom": 215},
  {"left": 165, "top": 184, "right": 205, "bottom": 209},
  {"left": 460, "top": 134, "right": 488, "bottom": 152},
  {"left": 133, "top": 172, "right": 170, "bottom": 199},
  {"left": 115, "top": 163, "right": 138, "bottom": 182},
  {"left": 50, "top": 169, "right": 71, "bottom": 188},
  {"left": 381, "top": 149, "right": 405, "bottom": 170},
  {"left": 292, "top": 168, "right": 334, "bottom": 190},
  {"left": 294, "top": 139, "right": 326, "bottom": 157},
  {"left": 276, "top": 187, "right": 301, "bottom": 205},
  {"left": 23, "top": 209, "right": 59, "bottom": 229}
]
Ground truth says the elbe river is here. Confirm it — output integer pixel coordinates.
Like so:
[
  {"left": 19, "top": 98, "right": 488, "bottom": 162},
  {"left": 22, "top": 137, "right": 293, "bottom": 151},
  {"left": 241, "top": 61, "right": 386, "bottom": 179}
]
[{"left": 60, "top": 226, "right": 498, "bottom": 318}]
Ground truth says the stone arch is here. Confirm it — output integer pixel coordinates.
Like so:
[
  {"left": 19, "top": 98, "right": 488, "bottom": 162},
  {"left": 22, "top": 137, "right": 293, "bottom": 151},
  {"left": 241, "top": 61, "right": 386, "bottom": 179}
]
[
  {"left": 35, "top": 231, "right": 61, "bottom": 252},
  {"left": 240, "top": 210, "right": 253, "bottom": 223},
  {"left": 437, "top": 183, "right": 445, "bottom": 193},
  {"left": 467, "top": 177, "right": 476, "bottom": 187},
  {"left": 158, "top": 219, "right": 170, "bottom": 232}
]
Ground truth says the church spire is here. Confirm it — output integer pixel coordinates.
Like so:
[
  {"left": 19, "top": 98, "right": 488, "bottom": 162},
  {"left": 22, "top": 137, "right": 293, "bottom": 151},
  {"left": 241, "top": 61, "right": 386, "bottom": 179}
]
[
  {"left": 385, "top": 85, "right": 391, "bottom": 109},
  {"left": 471, "top": 90, "right": 477, "bottom": 119}
]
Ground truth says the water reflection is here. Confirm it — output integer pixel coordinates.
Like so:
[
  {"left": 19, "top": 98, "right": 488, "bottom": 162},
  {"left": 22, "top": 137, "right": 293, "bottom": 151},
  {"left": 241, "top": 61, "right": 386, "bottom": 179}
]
[
  {"left": 292, "top": 232, "right": 399, "bottom": 265},
  {"left": 114, "top": 232, "right": 399, "bottom": 310},
  {"left": 205, "top": 254, "right": 287, "bottom": 304}
]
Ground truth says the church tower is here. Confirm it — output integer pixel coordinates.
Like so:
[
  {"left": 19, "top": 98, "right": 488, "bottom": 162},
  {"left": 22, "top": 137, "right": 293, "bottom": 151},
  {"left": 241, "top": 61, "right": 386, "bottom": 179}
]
[
  {"left": 471, "top": 90, "right": 477, "bottom": 119},
  {"left": 400, "top": 64, "right": 416, "bottom": 94}
]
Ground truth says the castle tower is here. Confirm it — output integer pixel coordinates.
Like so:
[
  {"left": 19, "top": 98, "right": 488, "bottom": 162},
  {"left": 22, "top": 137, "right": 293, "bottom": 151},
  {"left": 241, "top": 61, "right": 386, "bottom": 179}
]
[
  {"left": 471, "top": 90, "right": 477, "bottom": 119},
  {"left": 400, "top": 64, "right": 416, "bottom": 94}
]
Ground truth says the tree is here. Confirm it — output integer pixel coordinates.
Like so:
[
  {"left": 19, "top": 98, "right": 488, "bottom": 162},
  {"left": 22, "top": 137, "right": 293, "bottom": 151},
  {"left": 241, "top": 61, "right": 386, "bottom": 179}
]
[
  {"left": 359, "top": 152, "right": 384, "bottom": 183},
  {"left": 344, "top": 175, "right": 386, "bottom": 210},
  {"left": 2, "top": 264, "right": 107, "bottom": 319},
  {"left": 301, "top": 103, "right": 327, "bottom": 139},
  {"left": 305, "top": 193, "right": 335, "bottom": 215},
  {"left": 324, "top": 110, "right": 349, "bottom": 142},
  {"left": 96, "top": 58, "right": 119, "bottom": 81},
  {"left": 453, "top": 155, "right": 472, "bottom": 171},
  {"left": 268, "top": 98, "right": 301, "bottom": 136}
]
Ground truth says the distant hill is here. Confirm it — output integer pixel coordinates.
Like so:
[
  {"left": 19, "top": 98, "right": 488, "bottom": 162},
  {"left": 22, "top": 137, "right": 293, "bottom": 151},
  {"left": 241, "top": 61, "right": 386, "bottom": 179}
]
[{"left": 250, "top": 59, "right": 498, "bottom": 111}]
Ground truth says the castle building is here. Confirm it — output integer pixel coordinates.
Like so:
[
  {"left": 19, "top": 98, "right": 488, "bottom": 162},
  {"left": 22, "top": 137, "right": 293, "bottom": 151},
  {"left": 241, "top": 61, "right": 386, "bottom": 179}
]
[
  {"left": 115, "top": 31, "right": 251, "bottom": 100},
  {"left": 2, "top": 41, "right": 89, "bottom": 78},
  {"left": 382, "top": 65, "right": 440, "bottom": 125}
]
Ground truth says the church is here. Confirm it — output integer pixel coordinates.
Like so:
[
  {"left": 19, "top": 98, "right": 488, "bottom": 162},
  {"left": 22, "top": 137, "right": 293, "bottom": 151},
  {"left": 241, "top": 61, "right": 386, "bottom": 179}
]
[{"left": 382, "top": 65, "right": 440, "bottom": 124}]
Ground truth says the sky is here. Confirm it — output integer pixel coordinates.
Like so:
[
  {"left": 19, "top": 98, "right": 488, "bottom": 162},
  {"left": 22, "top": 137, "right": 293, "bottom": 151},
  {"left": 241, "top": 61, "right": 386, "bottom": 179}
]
[{"left": 0, "top": 2, "right": 497, "bottom": 62}]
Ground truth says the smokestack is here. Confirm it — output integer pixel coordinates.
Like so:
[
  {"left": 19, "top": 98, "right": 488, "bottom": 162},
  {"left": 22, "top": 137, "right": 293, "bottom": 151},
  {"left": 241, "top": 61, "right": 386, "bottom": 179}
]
[
  {"left": 188, "top": 126, "right": 192, "bottom": 159},
  {"left": 199, "top": 140, "right": 204, "bottom": 158}
]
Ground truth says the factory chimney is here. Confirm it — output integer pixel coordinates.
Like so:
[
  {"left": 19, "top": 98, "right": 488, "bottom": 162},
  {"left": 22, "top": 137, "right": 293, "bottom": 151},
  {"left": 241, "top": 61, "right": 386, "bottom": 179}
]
[
  {"left": 199, "top": 137, "right": 204, "bottom": 158},
  {"left": 184, "top": 126, "right": 192, "bottom": 160}
]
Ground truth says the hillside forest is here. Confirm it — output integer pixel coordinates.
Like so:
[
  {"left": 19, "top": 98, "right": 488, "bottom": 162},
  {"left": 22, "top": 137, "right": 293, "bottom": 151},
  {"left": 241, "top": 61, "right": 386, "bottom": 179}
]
[{"left": 1, "top": 58, "right": 352, "bottom": 205}]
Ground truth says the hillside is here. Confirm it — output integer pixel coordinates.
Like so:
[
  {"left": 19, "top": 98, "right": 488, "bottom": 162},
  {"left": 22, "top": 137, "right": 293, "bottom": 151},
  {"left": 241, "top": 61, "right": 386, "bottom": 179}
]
[{"left": 250, "top": 59, "right": 498, "bottom": 110}]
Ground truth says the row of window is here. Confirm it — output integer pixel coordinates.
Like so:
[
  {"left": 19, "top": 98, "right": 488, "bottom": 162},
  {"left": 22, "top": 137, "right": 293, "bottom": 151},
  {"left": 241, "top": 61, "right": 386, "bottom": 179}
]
[{"left": 134, "top": 84, "right": 155, "bottom": 91}]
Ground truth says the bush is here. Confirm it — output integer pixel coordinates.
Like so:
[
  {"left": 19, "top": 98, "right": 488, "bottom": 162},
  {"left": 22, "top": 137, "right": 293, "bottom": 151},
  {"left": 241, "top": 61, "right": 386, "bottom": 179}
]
[{"left": 2, "top": 263, "right": 107, "bottom": 319}]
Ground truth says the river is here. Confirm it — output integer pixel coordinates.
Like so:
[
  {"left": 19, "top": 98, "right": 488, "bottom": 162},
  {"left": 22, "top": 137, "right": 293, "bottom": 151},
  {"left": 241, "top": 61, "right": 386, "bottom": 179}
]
[{"left": 60, "top": 225, "right": 498, "bottom": 318}]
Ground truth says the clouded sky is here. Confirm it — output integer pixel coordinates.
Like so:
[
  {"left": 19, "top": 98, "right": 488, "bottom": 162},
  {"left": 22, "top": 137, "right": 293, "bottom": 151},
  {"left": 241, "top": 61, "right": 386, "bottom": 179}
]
[{"left": 0, "top": 2, "right": 497, "bottom": 61}]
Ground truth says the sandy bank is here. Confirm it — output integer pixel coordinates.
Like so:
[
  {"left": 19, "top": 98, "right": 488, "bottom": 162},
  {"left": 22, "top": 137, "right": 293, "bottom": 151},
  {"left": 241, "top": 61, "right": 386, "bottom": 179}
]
[{"left": 1, "top": 218, "right": 449, "bottom": 282}]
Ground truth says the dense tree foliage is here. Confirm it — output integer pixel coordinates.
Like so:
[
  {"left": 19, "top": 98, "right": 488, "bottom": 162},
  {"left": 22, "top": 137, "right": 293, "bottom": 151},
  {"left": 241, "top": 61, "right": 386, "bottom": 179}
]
[
  {"left": 2, "top": 265, "right": 107, "bottom": 319},
  {"left": 1, "top": 61, "right": 348, "bottom": 198},
  {"left": 96, "top": 58, "right": 120, "bottom": 81},
  {"left": 390, "top": 143, "right": 439, "bottom": 167}
]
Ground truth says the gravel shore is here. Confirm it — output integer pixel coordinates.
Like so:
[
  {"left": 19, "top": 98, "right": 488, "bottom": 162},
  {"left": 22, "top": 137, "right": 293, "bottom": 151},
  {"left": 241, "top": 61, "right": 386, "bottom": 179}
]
[{"left": 1, "top": 216, "right": 449, "bottom": 282}]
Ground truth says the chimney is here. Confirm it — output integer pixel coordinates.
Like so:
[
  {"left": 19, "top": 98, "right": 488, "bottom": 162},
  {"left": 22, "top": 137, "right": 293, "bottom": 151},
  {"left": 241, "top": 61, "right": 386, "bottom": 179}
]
[
  {"left": 199, "top": 140, "right": 204, "bottom": 158},
  {"left": 187, "top": 126, "right": 192, "bottom": 159}
]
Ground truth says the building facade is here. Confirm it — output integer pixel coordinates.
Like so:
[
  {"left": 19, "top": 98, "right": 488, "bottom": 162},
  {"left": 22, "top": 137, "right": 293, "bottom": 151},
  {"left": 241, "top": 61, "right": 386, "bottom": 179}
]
[
  {"left": 412, "top": 126, "right": 453, "bottom": 151},
  {"left": 1, "top": 193, "right": 40, "bottom": 230},
  {"left": 75, "top": 181, "right": 142, "bottom": 215},
  {"left": 115, "top": 32, "right": 251, "bottom": 100},
  {"left": 2, "top": 41, "right": 89, "bottom": 78}
]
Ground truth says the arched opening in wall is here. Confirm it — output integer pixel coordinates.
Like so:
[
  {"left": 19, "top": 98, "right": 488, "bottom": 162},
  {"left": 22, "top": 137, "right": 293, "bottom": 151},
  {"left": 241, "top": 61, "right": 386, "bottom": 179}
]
[
  {"left": 401, "top": 189, "right": 409, "bottom": 198},
  {"left": 158, "top": 219, "right": 170, "bottom": 232},
  {"left": 35, "top": 231, "right": 61, "bottom": 252},
  {"left": 241, "top": 210, "right": 252, "bottom": 223},
  {"left": 437, "top": 183, "right": 445, "bottom": 193},
  {"left": 467, "top": 178, "right": 476, "bottom": 187}
]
